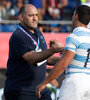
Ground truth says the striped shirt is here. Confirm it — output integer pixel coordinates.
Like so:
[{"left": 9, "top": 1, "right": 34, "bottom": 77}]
[{"left": 65, "top": 27, "right": 90, "bottom": 75}]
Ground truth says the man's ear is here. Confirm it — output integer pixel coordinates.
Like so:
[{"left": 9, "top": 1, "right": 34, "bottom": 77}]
[
  {"left": 18, "top": 14, "right": 23, "bottom": 21},
  {"left": 75, "top": 14, "right": 79, "bottom": 20}
]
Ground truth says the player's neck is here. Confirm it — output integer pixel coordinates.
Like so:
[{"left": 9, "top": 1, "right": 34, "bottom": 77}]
[{"left": 75, "top": 22, "right": 87, "bottom": 28}]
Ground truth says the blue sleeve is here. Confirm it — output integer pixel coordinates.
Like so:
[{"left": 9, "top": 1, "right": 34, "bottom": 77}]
[{"left": 65, "top": 34, "right": 80, "bottom": 53}]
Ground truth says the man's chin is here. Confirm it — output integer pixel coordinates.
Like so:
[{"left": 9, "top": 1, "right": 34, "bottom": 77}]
[
  {"left": 30, "top": 26, "right": 37, "bottom": 30},
  {"left": 33, "top": 26, "right": 38, "bottom": 29}
]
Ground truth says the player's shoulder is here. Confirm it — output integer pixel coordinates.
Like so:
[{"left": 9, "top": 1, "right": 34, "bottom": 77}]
[
  {"left": 67, "top": 33, "right": 77, "bottom": 40},
  {"left": 68, "top": 30, "right": 84, "bottom": 39}
]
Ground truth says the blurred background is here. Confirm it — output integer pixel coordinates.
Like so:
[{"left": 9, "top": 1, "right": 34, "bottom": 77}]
[{"left": 0, "top": 0, "right": 89, "bottom": 100}]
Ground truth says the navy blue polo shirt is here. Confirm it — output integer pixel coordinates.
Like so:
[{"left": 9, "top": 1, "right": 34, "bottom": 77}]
[{"left": 4, "top": 24, "right": 47, "bottom": 92}]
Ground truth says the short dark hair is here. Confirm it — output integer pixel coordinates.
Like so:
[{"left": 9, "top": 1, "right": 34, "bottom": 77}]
[
  {"left": 19, "top": 5, "right": 25, "bottom": 15},
  {"left": 76, "top": 5, "right": 90, "bottom": 25}
]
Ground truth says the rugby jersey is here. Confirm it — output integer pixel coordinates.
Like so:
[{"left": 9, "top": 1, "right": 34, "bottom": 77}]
[{"left": 65, "top": 27, "right": 90, "bottom": 75}]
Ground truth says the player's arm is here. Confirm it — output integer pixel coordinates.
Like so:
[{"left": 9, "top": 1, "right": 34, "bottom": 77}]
[
  {"left": 36, "top": 49, "right": 75, "bottom": 98},
  {"left": 57, "top": 0, "right": 68, "bottom": 8},
  {"left": 47, "top": 56, "right": 60, "bottom": 65},
  {"left": 43, "top": 50, "right": 75, "bottom": 83},
  {"left": 47, "top": 49, "right": 64, "bottom": 65},
  {"left": 46, "top": 72, "right": 59, "bottom": 87}
]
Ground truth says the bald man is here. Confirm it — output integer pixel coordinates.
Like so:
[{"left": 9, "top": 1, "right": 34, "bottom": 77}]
[{"left": 4, "top": 4, "right": 64, "bottom": 100}]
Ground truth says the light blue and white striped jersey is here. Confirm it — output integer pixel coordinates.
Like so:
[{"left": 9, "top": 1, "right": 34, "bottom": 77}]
[{"left": 65, "top": 27, "right": 90, "bottom": 75}]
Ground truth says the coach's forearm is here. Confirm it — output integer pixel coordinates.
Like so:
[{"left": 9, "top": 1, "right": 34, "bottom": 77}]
[{"left": 23, "top": 47, "right": 56, "bottom": 64}]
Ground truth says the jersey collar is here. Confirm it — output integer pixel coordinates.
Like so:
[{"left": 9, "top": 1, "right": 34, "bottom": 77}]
[{"left": 73, "top": 27, "right": 90, "bottom": 33}]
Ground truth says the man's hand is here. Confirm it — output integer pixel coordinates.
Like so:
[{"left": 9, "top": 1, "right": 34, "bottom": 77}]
[
  {"left": 36, "top": 83, "right": 46, "bottom": 98},
  {"left": 49, "top": 40, "right": 64, "bottom": 53}
]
